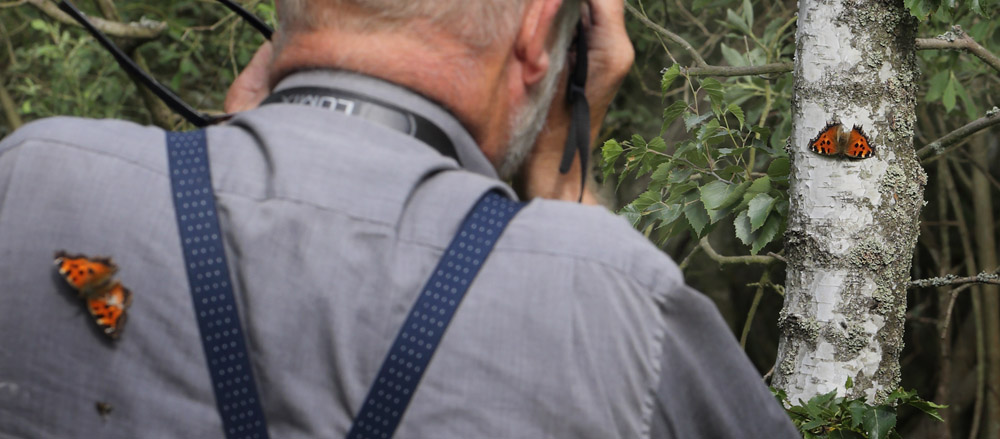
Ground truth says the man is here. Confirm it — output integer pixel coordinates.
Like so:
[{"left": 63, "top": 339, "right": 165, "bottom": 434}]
[{"left": 0, "top": 0, "right": 798, "bottom": 437}]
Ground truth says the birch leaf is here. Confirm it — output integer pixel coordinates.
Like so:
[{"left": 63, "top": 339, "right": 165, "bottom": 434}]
[
  {"left": 734, "top": 210, "right": 752, "bottom": 246},
  {"left": 701, "top": 180, "right": 750, "bottom": 210},
  {"left": 684, "top": 201, "right": 710, "bottom": 236},
  {"left": 748, "top": 193, "right": 776, "bottom": 232},
  {"left": 661, "top": 64, "right": 680, "bottom": 94},
  {"left": 751, "top": 213, "right": 781, "bottom": 255}
]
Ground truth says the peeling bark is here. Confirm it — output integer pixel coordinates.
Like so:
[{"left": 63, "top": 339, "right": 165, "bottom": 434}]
[{"left": 772, "top": 0, "right": 924, "bottom": 403}]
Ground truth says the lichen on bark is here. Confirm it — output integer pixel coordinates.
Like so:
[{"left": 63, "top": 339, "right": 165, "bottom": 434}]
[{"left": 771, "top": 0, "right": 924, "bottom": 404}]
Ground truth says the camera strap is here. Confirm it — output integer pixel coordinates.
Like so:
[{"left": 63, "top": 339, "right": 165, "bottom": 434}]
[{"left": 262, "top": 87, "right": 459, "bottom": 164}]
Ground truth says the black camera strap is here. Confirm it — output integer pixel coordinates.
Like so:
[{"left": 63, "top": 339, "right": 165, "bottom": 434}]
[{"left": 262, "top": 87, "right": 459, "bottom": 165}]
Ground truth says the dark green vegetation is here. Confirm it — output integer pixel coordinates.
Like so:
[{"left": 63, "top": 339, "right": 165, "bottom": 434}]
[{"left": 1, "top": 1, "right": 998, "bottom": 438}]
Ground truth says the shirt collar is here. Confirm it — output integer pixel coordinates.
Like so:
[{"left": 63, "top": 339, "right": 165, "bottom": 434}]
[{"left": 273, "top": 70, "right": 498, "bottom": 179}]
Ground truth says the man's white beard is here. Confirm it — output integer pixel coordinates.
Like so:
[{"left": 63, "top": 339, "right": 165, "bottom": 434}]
[{"left": 496, "top": 37, "right": 572, "bottom": 181}]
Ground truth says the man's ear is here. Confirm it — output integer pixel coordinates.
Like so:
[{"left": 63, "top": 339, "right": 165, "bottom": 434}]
[{"left": 515, "top": 0, "right": 564, "bottom": 86}]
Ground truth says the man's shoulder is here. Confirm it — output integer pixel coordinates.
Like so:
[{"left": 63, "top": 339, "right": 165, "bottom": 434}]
[
  {"left": 0, "top": 116, "right": 165, "bottom": 172},
  {"left": 505, "top": 198, "right": 684, "bottom": 293}
]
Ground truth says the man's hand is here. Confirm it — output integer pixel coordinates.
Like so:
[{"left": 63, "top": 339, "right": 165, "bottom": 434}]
[
  {"left": 517, "top": 0, "right": 634, "bottom": 204},
  {"left": 224, "top": 42, "right": 274, "bottom": 114}
]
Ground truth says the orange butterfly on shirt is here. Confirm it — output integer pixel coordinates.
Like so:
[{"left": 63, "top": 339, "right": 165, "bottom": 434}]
[
  {"left": 54, "top": 251, "right": 133, "bottom": 340},
  {"left": 808, "top": 122, "right": 874, "bottom": 159}
]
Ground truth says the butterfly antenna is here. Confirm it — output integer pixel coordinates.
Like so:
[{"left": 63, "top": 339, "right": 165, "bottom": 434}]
[
  {"left": 58, "top": 1, "right": 220, "bottom": 127},
  {"left": 215, "top": 0, "right": 273, "bottom": 40}
]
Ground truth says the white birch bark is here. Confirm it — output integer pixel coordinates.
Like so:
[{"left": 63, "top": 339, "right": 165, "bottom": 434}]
[{"left": 771, "top": 0, "right": 925, "bottom": 403}]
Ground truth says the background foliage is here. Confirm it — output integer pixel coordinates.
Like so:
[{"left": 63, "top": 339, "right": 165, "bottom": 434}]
[{"left": 1, "top": 0, "right": 998, "bottom": 437}]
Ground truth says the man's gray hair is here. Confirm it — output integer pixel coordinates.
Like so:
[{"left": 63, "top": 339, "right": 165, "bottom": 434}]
[{"left": 279, "top": 0, "right": 536, "bottom": 48}]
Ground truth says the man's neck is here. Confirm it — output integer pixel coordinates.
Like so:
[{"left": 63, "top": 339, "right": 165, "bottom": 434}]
[{"left": 269, "top": 26, "right": 513, "bottom": 167}]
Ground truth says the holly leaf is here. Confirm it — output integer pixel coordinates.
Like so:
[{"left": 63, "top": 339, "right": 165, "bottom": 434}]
[{"left": 863, "top": 406, "right": 897, "bottom": 439}]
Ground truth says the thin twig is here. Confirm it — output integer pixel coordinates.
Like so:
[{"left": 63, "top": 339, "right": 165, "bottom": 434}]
[
  {"left": 740, "top": 272, "right": 769, "bottom": 349},
  {"left": 699, "top": 236, "right": 779, "bottom": 265},
  {"left": 909, "top": 271, "right": 1000, "bottom": 289},
  {"left": 0, "top": 76, "right": 22, "bottom": 130},
  {"left": 26, "top": 0, "right": 166, "bottom": 40},
  {"left": 0, "top": 0, "right": 27, "bottom": 7},
  {"left": 918, "top": 108, "right": 1000, "bottom": 160},
  {"left": 915, "top": 26, "right": 1000, "bottom": 75},
  {"left": 683, "top": 62, "right": 794, "bottom": 77},
  {"left": 625, "top": 1, "right": 708, "bottom": 67}
]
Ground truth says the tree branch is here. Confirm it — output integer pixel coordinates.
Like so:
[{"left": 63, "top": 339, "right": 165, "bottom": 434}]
[
  {"left": 625, "top": 1, "right": 708, "bottom": 67},
  {"left": 915, "top": 26, "right": 1000, "bottom": 75},
  {"left": 0, "top": 75, "right": 23, "bottom": 130},
  {"left": 910, "top": 271, "right": 1000, "bottom": 289},
  {"left": 26, "top": 0, "right": 166, "bottom": 40},
  {"left": 683, "top": 62, "right": 794, "bottom": 77},
  {"left": 699, "top": 236, "right": 781, "bottom": 265},
  {"left": 918, "top": 107, "right": 1000, "bottom": 160}
]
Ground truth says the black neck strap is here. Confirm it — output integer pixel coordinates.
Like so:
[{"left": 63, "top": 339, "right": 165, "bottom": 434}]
[{"left": 262, "top": 87, "right": 459, "bottom": 164}]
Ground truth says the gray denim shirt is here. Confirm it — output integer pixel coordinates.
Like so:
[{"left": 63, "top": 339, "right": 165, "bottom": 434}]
[{"left": 0, "top": 71, "right": 797, "bottom": 438}]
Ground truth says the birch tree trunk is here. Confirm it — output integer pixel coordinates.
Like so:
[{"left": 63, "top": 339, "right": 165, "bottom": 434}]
[{"left": 772, "top": 0, "right": 925, "bottom": 403}]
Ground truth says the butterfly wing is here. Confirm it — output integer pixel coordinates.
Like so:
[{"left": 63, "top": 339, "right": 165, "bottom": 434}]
[
  {"left": 54, "top": 251, "right": 118, "bottom": 296},
  {"left": 809, "top": 123, "right": 842, "bottom": 156},
  {"left": 86, "top": 282, "right": 132, "bottom": 339},
  {"left": 845, "top": 125, "right": 873, "bottom": 159}
]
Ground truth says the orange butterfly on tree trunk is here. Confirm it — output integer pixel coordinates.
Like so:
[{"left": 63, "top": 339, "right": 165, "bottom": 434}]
[
  {"left": 54, "top": 251, "right": 133, "bottom": 340},
  {"left": 808, "top": 122, "right": 874, "bottom": 159}
]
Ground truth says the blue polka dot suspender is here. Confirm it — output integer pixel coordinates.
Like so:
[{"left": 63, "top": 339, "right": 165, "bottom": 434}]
[
  {"left": 166, "top": 130, "right": 526, "bottom": 439},
  {"left": 346, "top": 189, "right": 524, "bottom": 439},
  {"left": 166, "top": 130, "right": 270, "bottom": 439}
]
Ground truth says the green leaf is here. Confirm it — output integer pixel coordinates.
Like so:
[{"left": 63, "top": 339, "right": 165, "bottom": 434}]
[
  {"left": 602, "top": 139, "right": 623, "bottom": 163},
  {"left": 683, "top": 112, "right": 714, "bottom": 132},
  {"left": 650, "top": 162, "right": 674, "bottom": 183},
  {"left": 661, "top": 64, "right": 681, "bottom": 95},
  {"left": 942, "top": 72, "right": 957, "bottom": 112},
  {"left": 752, "top": 213, "right": 782, "bottom": 254},
  {"left": 30, "top": 20, "right": 48, "bottom": 32},
  {"left": 720, "top": 43, "right": 746, "bottom": 67},
  {"left": 907, "top": 400, "right": 946, "bottom": 422},
  {"left": 684, "top": 201, "right": 710, "bottom": 236},
  {"left": 619, "top": 204, "right": 642, "bottom": 227},
  {"left": 828, "top": 429, "right": 866, "bottom": 439},
  {"left": 925, "top": 70, "right": 949, "bottom": 102},
  {"left": 667, "top": 167, "right": 694, "bottom": 184},
  {"left": 700, "top": 78, "right": 724, "bottom": 109},
  {"left": 602, "top": 139, "right": 623, "bottom": 181},
  {"left": 725, "top": 8, "right": 751, "bottom": 34},
  {"left": 662, "top": 101, "right": 688, "bottom": 133},
  {"left": 734, "top": 210, "right": 752, "bottom": 246},
  {"left": 742, "top": 0, "right": 754, "bottom": 27},
  {"left": 767, "top": 157, "right": 790, "bottom": 180},
  {"left": 748, "top": 193, "right": 776, "bottom": 232},
  {"left": 727, "top": 103, "right": 745, "bottom": 129},
  {"left": 800, "top": 417, "right": 829, "bottom": 431},
  {"left": 701, "top": 180, "right": 749, "bottom": 210},
  {"left": 863, "top": 406, "right": 897, "bottom": 439},
  {"left": 647, "top": 136, "right": 668, "bottom": 153},
  {"left": 747, "top": 176, "right": 772, "bottom": 196},
  {"left": 633, "top": 189, "right": 661, "bottom": 211},
  {"left": 848, "top": 401, "right": 868, "bottom": 429},
  {"left": 650, "top": 202, "right": 684, "bottom": 226}
]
